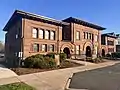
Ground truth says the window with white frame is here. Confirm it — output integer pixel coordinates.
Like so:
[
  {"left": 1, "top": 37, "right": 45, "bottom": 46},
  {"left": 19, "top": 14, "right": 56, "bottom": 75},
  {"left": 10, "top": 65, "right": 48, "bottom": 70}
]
[
  {"left": 45, "top": 30, "right": 50, "bottom": 39},
  {"left": 76, "top": 45, "right": 80, "bottom": 55},
  {"left": 76, "top": 31, "right": 80, "bottom": 40},
  {"left": 83, "top": 32, "right": 86, "bottom": 39},
  {"left": 89, "top": 33, "right": 91, "bottom": 39},
  {"left": 33, "top": 44, "right": 39, "bottom": 52},
  {"left": 42, "top": 44, "right": 47, "bottom": 52},
  {"left": 87, "top": 32, "right": 89, "bottom": 39},
  {"left": 39, "top": 29, "right": 44, "bottom": 39},
  {"left": 32, "top": 28, "right": 38, "bottom": 38},
  {"left": 49, "top": 45, "right": 54, "bottom": 52},
  {"left": 16, "top": 34, "right": 18, "bottom": 39},
  {"left": 95, "top": 35, "right": 98, "bottom": 41},
  {"left": 50, "top": 31, "right": 55, "bottom": 40}
]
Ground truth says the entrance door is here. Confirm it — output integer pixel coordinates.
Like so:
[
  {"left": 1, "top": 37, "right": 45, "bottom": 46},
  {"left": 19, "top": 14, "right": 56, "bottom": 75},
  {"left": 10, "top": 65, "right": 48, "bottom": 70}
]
[
  {"left": 102, "top": 49, "right": 105, "bottom": 57},
  {"left": 86, "top": 46, "right": 92, "bottom": 57},
  {"left": 63, "top": 47, "right": 70, "bottom": 58}
]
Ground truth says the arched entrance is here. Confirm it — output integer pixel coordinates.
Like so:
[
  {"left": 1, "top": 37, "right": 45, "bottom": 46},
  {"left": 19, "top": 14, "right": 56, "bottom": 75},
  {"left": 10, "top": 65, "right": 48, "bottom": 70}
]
[
  {"left": 86, "top": 46, "right": 92, "bottom": 57},
  {"left": 102, "top": 49, "right": 105, "bottom": 57},
  {"left": 63, "top": 47, "right": 70, "bottom": 58}
]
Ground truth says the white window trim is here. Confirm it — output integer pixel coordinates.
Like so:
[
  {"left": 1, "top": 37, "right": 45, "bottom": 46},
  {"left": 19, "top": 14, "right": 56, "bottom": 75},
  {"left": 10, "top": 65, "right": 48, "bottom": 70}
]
[
  {"left": 39, "top": 29, "right": 44, "bottom": 39},
  {"left": 76, "top": 31, "right": 80, "bottom": 40},
  {"left": 45, "top": 30, "right": 49, "bottom": 39},
  {"left": 50, "top": 31, "right": 55, "bottom": 40}
]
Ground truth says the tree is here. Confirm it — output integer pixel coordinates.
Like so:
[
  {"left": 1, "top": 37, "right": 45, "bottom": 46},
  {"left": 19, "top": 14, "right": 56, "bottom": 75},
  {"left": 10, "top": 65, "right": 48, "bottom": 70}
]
[{"left": 0, "top": 41, "right": 4, "bottom": 53}]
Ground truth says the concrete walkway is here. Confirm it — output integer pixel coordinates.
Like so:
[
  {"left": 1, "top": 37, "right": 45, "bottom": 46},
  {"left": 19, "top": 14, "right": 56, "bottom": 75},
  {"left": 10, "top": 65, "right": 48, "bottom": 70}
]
[
  {"left": 0, "top": 60, "right": 119, "bottom": 90},
  {"left": 66, "top": 59, "right": 96, "bottom": 65},
  {"left": 0, "top": 64, "right": 17, "bottom": 79}
]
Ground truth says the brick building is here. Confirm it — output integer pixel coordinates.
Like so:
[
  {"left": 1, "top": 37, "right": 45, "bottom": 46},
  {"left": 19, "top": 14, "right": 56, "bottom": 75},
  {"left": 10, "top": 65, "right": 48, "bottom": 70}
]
[
  {"left": 116, "top": 34, "right": 120, "bottom": 52},
  {"left": 101, "top": 33, "right": 117, "bottom": 56},
  {"left": 3, "top": 10, "right": 105, "bottom": 66}
]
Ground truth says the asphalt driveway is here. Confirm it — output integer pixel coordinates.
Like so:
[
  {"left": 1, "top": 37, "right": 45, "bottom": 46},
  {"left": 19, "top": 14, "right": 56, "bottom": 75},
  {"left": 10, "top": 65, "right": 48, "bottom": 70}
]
[{"left": 69, "top": 63, "right": 120, "bottom": 90}]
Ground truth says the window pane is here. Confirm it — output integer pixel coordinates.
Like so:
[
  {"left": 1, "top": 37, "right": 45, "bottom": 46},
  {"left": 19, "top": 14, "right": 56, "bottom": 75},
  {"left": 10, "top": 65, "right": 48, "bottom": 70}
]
[
  {"left": 87, "top": 32, "right": 89, "bottom": 39},
  {"left": 76, "top": 45, "right": 80, "bottom": 55},
  {"left": 32, "top": 28, "right": 37, "bottom": 38},
  {"left": 76, "top": 31, "right": 80, "bottom": 40},
  {"left": 39, "top": 29, "right": 43, "bottom": 39},
  {"left": 45, "top": 30, "right": 49, "bottom": 39},
  {"left": 51, "top": 31, "right": 55, "bottom": 40},
  {"left": 33, "top": 44, "right": 39, "bottom": 52},
  {"left": 95, "top": 35, "right": 98, "bottom": 41},
  {"left": 42, "top": 44, "right": 47, "bottom": 52},
  {"left": 89, "top": 33, "right": 91, "bottom": 39},
  {"left": 49, "top": 45, "right": 54, "bottom": 52},
  {"left": 84, "top": 32, "right": 86, "bottom": 39}
]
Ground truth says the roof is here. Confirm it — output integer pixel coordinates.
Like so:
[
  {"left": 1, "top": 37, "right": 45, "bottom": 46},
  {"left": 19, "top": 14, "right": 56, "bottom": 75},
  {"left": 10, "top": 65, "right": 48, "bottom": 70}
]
[
  {"left": 3, "top": 10, "right": 69, "bottom": 31},
  {"left": 102, "top": 33, "right": 117, "bottom": 38},
  {"left": 63, "top": 17, "right": 106, "bottom": 30}
]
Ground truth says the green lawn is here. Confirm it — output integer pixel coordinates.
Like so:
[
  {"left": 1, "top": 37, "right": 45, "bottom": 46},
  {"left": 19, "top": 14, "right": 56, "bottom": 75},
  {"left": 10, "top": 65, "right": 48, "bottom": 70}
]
[{"left": 0, "top": 82, "right": 36, "bottom": 90}]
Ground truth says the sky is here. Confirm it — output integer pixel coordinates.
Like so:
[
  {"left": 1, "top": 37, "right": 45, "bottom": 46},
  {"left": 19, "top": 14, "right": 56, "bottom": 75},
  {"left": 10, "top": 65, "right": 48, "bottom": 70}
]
[{"left": 0, "top": 0, "right": 120, "bottom": 42}]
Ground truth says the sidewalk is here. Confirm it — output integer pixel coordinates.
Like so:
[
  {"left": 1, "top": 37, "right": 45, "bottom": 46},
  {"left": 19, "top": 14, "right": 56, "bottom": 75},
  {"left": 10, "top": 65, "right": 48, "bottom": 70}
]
[
  {"left": 66, "top": 59, "right": 96, "bottom": 65},
  {"left": 0, "top": 60, "right": 119, "bottom": 90},
  {"left": 0, "top": 64, "right": 17, "bottom": 79}
]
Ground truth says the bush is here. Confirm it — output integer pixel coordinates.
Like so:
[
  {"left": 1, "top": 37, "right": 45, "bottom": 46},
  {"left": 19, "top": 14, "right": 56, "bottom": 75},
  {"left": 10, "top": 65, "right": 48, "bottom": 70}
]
[
  {"left": 46, "top": 53, "right": 57, "bottom": 59},
  {"left": 106, "top": 53, "right": 111, "bottom": 57},
  {"left": 59, "top": 53, "right": 67, "bottom": 62},
  {"left": 44, "top": 57, "right": 56, "bottom": 68},
  {"left": 111, "top": 52, "right": 120, "bottom": 58},
  {"left": 91, "top": 58, "right": 103, "bottom": 63},
  {"left": 24, "top": 57, "right": 35, "bottom": 68},
  {"left": 24, "top": 54, "right": 56, "bottom": 69}
]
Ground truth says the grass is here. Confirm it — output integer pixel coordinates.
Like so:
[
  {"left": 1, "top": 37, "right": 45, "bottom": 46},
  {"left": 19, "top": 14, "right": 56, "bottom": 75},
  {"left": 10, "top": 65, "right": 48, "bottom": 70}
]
[
  {"left": 11, "top": 60, "right": 81, "bottom": 75},
  {"left": 0, "top": 82, "right": 35, "bottom": 90}
]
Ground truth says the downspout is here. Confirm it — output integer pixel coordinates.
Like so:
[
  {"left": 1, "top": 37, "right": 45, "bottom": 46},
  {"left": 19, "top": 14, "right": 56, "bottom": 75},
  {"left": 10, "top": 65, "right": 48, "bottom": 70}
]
[
  {"left": 72, "top": 23, "right": 76, "bottom": 58},
  {"left": 21, "top": 18, "right": 25, "bottom": 61}
]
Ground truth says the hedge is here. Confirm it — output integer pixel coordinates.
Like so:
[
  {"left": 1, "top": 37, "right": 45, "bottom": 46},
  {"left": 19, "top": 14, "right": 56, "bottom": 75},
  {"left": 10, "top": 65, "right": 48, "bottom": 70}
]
[
  {"left": 24, "top": 54, "right": 56, "bottom": 69},
  {"left": 111, "top": 52, "right": 120, "bottom": 58}
]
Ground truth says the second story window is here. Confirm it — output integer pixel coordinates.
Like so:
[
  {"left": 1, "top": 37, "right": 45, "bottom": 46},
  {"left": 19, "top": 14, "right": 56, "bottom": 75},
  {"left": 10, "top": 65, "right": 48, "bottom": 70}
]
[
  {"left": 45, "top": 30, "right": 50, "bottom": 39},
  {"left": 92, "top": 34, "right": 94, "bottom": 41},
  {"left": 107, "top": 40, "right": 114, "bottom": 45},
  {"left": 89, "top": 33, "right": 92, "bottom": 39},
  {"left": 87, "top": 32, "right": 89, "bottom": 39},
  {"left": 83, "top": 32, "right": 86, "bottom": 39},
  {"left": 16, "top": 34, "right": 18, "bottom": 39},
  {"left": 39, "top": 29, "right": 44, "bottom": 39},
  {"left": 50, "top": 31, "right": 55, "bottom": 40},
  {"left": 32, "top": 28, "right": 38, "bottom": 38},
  {"left": 95, "top": 35, "right": 98, "bottom": 41},
  {"left": 76, "top": 31, "right": 80, "bottom": 40}
]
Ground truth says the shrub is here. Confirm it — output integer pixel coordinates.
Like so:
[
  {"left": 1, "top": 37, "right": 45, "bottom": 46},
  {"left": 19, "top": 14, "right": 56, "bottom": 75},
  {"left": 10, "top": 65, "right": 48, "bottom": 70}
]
[
  {"left": 24, "top": 57, "right": 35, "bottom": 68},
  {"left": 111, "top": 52, "right": 120, "bottom": 58},
  {"left": 24, "top": 54, "right": 56, "bottom": 69},
  {"left": 59, "top": 53, "right": 67, "bottom": 62},
  {"left": 44, "top": 57, "right": 56, "bottom": 68},
  {"left": 46, "top": 53, "right": 57, "bottom": 59},
  {"left": 106, "top": 53, "right": 111, "bottom": 57},
  {"left": 91, "top": 58, "right": 103, "bottom": 63}
]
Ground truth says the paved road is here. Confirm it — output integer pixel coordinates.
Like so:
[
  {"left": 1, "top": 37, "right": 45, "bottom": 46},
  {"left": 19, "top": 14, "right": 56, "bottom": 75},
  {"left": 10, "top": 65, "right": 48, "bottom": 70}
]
[{"left": 69, "top": 63, "right": 120, "bottom": 90}]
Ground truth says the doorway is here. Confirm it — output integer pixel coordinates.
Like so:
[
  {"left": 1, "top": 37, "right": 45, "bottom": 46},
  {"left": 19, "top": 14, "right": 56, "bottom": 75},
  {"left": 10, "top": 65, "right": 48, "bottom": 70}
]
[
  {"left": 63, "top": 47, "right": 70, "bottom": 58},
  {"left": 86, "top": 46, "right": 92, "bottom": 57},
  {"left": 102, "top": 49, "right": 105, "bottom": 57}
]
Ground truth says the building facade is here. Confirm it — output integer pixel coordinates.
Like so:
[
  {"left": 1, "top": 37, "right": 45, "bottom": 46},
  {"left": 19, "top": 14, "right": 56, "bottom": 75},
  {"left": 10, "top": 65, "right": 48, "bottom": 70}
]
[
  {"left": 115, "top": 34, "right": 120, "bottom": 52},
  {"left": 101, "top": 33, "right": 117, "bottom": 56},
  {"left": 3, "top": 10, "right": 105, "bottom": 66}
]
